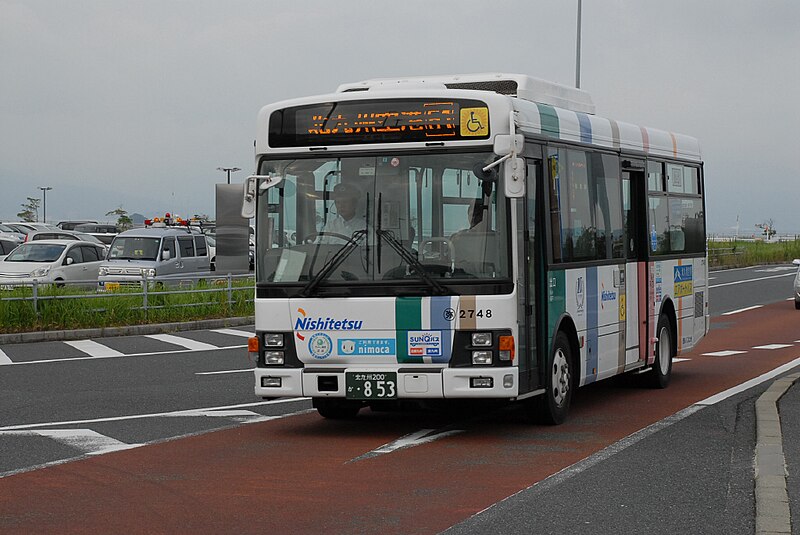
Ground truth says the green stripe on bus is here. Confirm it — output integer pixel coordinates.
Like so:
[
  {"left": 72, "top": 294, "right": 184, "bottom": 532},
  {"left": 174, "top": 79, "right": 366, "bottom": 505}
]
[
  {"left": 547, "top": 270, "right": 566, "bottom": 350},
  {"left": 396, "top": 297, "right": 423, "bottom": 363},
  {"left": 537, "top": 103, "right": 560, "bottom": 139}
]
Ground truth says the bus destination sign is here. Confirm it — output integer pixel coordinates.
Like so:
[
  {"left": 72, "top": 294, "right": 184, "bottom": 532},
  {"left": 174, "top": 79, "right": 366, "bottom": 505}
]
[{"left": 269, "top": 98, "right": 490, "bottom": 147}]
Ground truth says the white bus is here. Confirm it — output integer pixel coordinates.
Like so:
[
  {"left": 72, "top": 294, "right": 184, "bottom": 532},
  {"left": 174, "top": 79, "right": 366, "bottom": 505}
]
[{"left": 244, "top": 73, "right": 708, "bottom": 423}]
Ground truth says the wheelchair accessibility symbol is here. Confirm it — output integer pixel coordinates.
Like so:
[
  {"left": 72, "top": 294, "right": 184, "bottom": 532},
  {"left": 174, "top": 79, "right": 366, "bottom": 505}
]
[{"left": 460, "top": 107, "right": 489, "bottom": 137}]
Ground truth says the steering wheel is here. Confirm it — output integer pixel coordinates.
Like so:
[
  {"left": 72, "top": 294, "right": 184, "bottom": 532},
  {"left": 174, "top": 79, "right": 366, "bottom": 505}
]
[{"left": 300, "top": 231, "right": 352, "bottom": 244}]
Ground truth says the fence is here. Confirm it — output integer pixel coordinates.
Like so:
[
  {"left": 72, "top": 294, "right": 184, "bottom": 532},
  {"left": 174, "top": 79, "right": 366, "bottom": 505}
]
[{"left": 0, "top": 273, "right": 255, "bottom": 333}]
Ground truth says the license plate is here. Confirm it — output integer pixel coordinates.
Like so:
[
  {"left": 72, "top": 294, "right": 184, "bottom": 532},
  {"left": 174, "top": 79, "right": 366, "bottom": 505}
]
[
  {"left": 345, "top": 372, "right": 397, "bottom": 400},
  {"left": 105, "top": 282, "right": 120, "bottom": 291}
]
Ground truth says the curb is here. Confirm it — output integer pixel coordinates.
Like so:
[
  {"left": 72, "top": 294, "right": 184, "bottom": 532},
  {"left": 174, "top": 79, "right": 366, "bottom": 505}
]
[
  {"left": 754, "top": 372, "right": 799, "bottom": 535},
  {"left": 0, "top": 316, "right": 255, "bottom": 345}
]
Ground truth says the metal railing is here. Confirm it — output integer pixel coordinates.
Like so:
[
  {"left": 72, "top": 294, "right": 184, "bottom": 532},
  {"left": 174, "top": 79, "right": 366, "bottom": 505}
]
[{"left": 0, "top": 273, "right": 255, "bottom": 319}]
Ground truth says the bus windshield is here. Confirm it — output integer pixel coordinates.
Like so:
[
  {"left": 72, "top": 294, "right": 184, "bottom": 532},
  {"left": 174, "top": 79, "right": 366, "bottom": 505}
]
[{"left": 256, "top": 152, "right": 511, "bottom": 295}]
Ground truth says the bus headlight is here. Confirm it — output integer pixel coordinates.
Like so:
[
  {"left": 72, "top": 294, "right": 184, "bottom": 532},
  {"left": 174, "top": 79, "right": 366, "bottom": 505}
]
[
  {"left": 98, "top": 266, "right": 109, "bottom": 276},
  {"left": 264, "top": 351, "right": 285, "bottom": 365},
  {"left": 264, "top": 333, "right": 284, "bottom": 348},
  {"left": 472, "top": 350, "right": 493, "bottom": 365},
  {"left": 142, "top": 268, "right": 156, "bottom": 278},
  {"left": 471, "top": 332, "right": 493, "bottom": 347}
]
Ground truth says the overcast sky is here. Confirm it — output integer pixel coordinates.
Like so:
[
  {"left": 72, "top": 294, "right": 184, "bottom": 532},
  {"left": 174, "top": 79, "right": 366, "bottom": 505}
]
[{"left": 2, "top": 0, "right": 798, "bottom": 235}]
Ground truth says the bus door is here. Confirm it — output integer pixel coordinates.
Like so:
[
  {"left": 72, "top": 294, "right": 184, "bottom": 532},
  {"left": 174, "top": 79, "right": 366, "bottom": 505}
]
[
  {"left": 521, "top": 158, "right": 543, "bottom": 393},
  {"left": 622, "top": 163, "right": 647, "bottom": 367}
]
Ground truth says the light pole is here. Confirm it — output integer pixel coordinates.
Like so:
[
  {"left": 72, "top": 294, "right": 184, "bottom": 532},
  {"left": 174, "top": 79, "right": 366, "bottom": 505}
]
[
  {"left": 217, "top": 167, "right": 241, "bottom": 185},
  {"left": 575, "top": 0, "right": 582, "bottom": 89},
  {"left": 38, "top": 186, "right": 53, "bottom": 223}
]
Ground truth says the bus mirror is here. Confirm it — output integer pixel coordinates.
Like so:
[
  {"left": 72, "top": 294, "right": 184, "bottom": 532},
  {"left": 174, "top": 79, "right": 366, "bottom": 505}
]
[
  {"left": 503, "top": 157, "right": 525, "bottom": 198},
  {"left": 242, "top": 174, "right": 284, "bottom": 218},
  {"left": 494, "top": 134, "right": 524, "bottom": 156}
]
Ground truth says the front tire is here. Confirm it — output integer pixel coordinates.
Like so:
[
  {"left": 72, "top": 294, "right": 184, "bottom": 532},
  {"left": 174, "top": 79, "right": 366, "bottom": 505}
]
[
  {"left": 795, "top": 299, "right": 800, "bottom": 310},
  {"left": 535, "top": 331, "right": 573, "bottom": 425},
  {"left": 649, "top": 315, "right": 674, "bottom": 388}
]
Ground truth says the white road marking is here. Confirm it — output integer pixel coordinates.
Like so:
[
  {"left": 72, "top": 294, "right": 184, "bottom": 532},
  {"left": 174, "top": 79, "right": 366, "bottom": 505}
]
[
  {"left": 145, "top": 334, "right": 218, "bottom": 350},
  {"left": 3, "top": 344, "right": 247, "bottom": 367},
  {"left": 196, "top": 368, "right": 253, "bottom": 375},
  {"left": 0, "top": 348, "right": 12, "bottom": 365},
  {"left": 0, "top": 398, "right": 310, "bottom": 432},
  {"left": 672, "top": 358, "right": 691, "bottom": 363},
  {"left": 697, "top": 356, "right": 800, "bottom": 406},
  {"left": 710, "top": 272, "right": 795, "bottom": 289},
  {"left": 754, "top": 266, "right": 797, "bottom": 273},
  {"left": 702, "top": 350, "right": 747, "bottom": 357},
  {"left": 721, "top": 305, "right": 763, "bottom": 316},
  {"left": 64, "top": 340, "right": 124, "bottom": 358},
  {"left": 350, "top": 428, "right": 464, "bottom": 462},
  {"left": 0, "top": 429, "right": 142, "bottom": 455},
  {"left": 753, "top": 343, "right": 794, "bottom": 350},
  {"left": 210, "top": 328, "right": 253, "bottom": 338}
]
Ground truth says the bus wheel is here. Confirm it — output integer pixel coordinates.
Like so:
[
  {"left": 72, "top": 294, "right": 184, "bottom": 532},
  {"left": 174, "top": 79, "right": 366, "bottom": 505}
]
[
  {"left": 536, "top": 331, "right": 573, "bottom": 425},
  {"left": 649, "top": 315, "right": 673, "bottom": 389},
  {"left": 313, "top": 398, "right": 361, "bottom": 420}
]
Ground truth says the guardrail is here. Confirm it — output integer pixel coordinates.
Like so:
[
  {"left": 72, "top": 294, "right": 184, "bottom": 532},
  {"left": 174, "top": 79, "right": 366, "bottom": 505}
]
[{"left": 0, "top": 273, "right": 255, "bottom": 332}]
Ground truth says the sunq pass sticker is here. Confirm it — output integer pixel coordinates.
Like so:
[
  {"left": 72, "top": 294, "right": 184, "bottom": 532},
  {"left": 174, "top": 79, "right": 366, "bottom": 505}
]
[{"left": 407, "top": 331, "right": 442, "bottom": 357}]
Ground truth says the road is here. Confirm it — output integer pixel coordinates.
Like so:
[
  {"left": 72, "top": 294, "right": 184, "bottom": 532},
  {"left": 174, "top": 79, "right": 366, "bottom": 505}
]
[{"left": 0, "top": 264, "right": 797, "bottom": 533}]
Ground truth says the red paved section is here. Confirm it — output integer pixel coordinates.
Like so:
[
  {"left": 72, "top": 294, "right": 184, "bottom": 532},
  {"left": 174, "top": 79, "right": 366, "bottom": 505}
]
[{"left": 1, "top": 301, "right": 799, "bottom": 534}]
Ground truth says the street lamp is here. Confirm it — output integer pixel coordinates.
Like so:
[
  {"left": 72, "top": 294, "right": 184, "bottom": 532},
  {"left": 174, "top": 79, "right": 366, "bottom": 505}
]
[
  {"left": 38, "top": 186, "right": 53, "bottom": 223},
  {"left": 217, "top": 167, "right": 241, "bottom": 185}
]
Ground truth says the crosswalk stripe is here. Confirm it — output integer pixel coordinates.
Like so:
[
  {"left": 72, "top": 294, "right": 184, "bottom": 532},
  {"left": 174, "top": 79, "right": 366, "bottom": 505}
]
[
  {"left": 210, "top": 328, "right": 253, "bottom": 338},
  {"left": 0, "top": 348, "right": 12, "bottom": 365},
  {"left": 64, "top": 340, "right": 124, "bottom": 358},
  {"left": 145, "top": 334, "right": 217, "bottom": 350},
  {"left": 0, "top": 429, "right": 140, "bottom": 455}
]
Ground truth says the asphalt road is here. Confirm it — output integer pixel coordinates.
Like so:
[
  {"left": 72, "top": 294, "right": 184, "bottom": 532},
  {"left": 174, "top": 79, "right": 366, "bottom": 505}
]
[{"left": 0, "top": 263, "right": 797, "bottom": 533}]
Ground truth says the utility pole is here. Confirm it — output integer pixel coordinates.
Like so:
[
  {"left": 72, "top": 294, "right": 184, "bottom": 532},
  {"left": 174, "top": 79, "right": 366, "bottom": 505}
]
[
  {"left": 38, "top": 186, "right": 53, "bottom": 223},
  {"left": 217, "top": 167, "right": 241, "bottom": 185}
]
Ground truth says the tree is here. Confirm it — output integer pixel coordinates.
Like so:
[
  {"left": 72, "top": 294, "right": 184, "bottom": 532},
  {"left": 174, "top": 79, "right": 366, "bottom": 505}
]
[
  {"left": 756, "top": 219, "right": 777, "bottom": 240},
  {"left": 17, "top": 197, "right": 40, "bottom": 222},
  {"left": 106, "top": 207, "right": 133, "bottom": 230}
]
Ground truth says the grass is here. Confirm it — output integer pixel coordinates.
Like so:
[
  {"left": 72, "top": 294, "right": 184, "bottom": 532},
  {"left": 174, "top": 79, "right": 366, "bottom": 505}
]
[
  {"left": 708, "top": 239, "right": 800, "bottom": 269},
  {"left": 0, "top": 279, "right": 254, "bottom": 334}
]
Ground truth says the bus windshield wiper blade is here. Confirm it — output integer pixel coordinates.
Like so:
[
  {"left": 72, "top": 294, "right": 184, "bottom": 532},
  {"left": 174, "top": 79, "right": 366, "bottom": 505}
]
[
  {"left": 300, "top": 229, "right": 367, "bottom": 297},
  {"left": 376, "top": 229, "right": 448, "bottom": 295}
]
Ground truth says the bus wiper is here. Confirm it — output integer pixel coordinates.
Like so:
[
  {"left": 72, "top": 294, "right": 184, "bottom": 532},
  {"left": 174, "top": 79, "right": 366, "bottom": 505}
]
[
  {"left": 376, "top": 229, "right": 448, "bottom": 295},
  {"left": 300, "top": 229, "right": 367, "bottom": 297}
]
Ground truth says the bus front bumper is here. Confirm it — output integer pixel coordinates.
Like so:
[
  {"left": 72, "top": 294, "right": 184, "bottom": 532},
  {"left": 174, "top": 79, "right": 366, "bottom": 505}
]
[{"left": 254, "top": 367, "right": 519, "bottom": 399}]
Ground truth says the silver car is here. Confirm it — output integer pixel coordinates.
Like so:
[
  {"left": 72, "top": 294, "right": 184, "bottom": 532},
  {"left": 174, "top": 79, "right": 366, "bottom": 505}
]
[
  {"left": 0, "top": 240, "right": 106, "bottom": 288},
  {"left": 793, "top": 259, "right": 800, "bottom": 310},
  {"left": 98, "top": 227, "right": 210, "bottom": 289}
]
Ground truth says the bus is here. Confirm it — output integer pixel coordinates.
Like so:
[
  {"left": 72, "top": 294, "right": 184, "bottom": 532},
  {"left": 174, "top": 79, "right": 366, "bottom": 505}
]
[{"left": 243, "top": 73, "right": 708, "bottom": 423}]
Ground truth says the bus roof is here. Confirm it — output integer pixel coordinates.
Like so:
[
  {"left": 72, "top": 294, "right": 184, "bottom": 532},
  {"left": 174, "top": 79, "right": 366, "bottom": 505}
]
[{"left": 258, "top": 73, "right": 701, "bottom": 162}]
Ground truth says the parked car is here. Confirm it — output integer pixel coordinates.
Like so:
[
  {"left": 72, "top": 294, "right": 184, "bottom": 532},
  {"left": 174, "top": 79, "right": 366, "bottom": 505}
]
[
  {"left": 98, "top": 227, "right": 210, "bottom": 290},
  {"left": 0, "top": 238, "right": 20, "bottom": 260},
  {"left": 73, "top": 223, "right": 118, "bottom": 245},
  {"left": 0, "top": 240, "right": 106, "bottom": 288},
  {"left": 2, "top": 222, "right": 60, "bottom": 237},
  {"left": 57, "top": 220, "right": 97, "bottom": 231},
  {"left": 27, "top": 229, "right": 108, "bottom": 251},
  {"left": 793, "top": 259, "right": 800, "bottom": 310},
  {"left": 0, "top": 224, "right": 26, "bottom": 241}
]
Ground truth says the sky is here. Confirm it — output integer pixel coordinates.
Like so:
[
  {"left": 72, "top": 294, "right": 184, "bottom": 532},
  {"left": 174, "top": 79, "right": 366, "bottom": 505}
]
[{"left": 2, "top": 0, "right": 799, "bottom": 236}]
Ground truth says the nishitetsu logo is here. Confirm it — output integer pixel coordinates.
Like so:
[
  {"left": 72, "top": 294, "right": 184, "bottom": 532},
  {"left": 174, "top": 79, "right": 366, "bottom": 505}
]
[{"left": 294, "top": 308, "right": 364, "bottom": 341}]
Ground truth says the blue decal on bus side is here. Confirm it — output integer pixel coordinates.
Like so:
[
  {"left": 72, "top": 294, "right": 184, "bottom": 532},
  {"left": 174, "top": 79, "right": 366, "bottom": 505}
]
[
  {"left": 576, "top": 113, "right": 593, "bottom": 144},
  {"left": 429, "top": 296, "right": 453, "bottom": 363}
]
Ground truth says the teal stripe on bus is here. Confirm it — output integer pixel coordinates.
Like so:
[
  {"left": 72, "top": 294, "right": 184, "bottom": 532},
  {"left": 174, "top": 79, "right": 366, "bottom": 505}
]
[
  {"left": 537, "top": 103, "right": 560, "bottom": 139},
  {"left": 547, "top": 270, "right": 566, "bottom": 352},
  {"left": 396, "top": 297, "right": 423, "bottom": 363}
]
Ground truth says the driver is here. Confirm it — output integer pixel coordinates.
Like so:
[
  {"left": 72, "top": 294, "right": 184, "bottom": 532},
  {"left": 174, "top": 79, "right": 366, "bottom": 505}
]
[{"left": 319, "top": 182, "right": 366, "bottom": 242}]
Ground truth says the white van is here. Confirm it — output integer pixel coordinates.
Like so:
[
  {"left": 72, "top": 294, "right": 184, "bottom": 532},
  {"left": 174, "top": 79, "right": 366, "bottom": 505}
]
[{"left": 97, "top": 227, "right": 210, "bottom": 290}]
